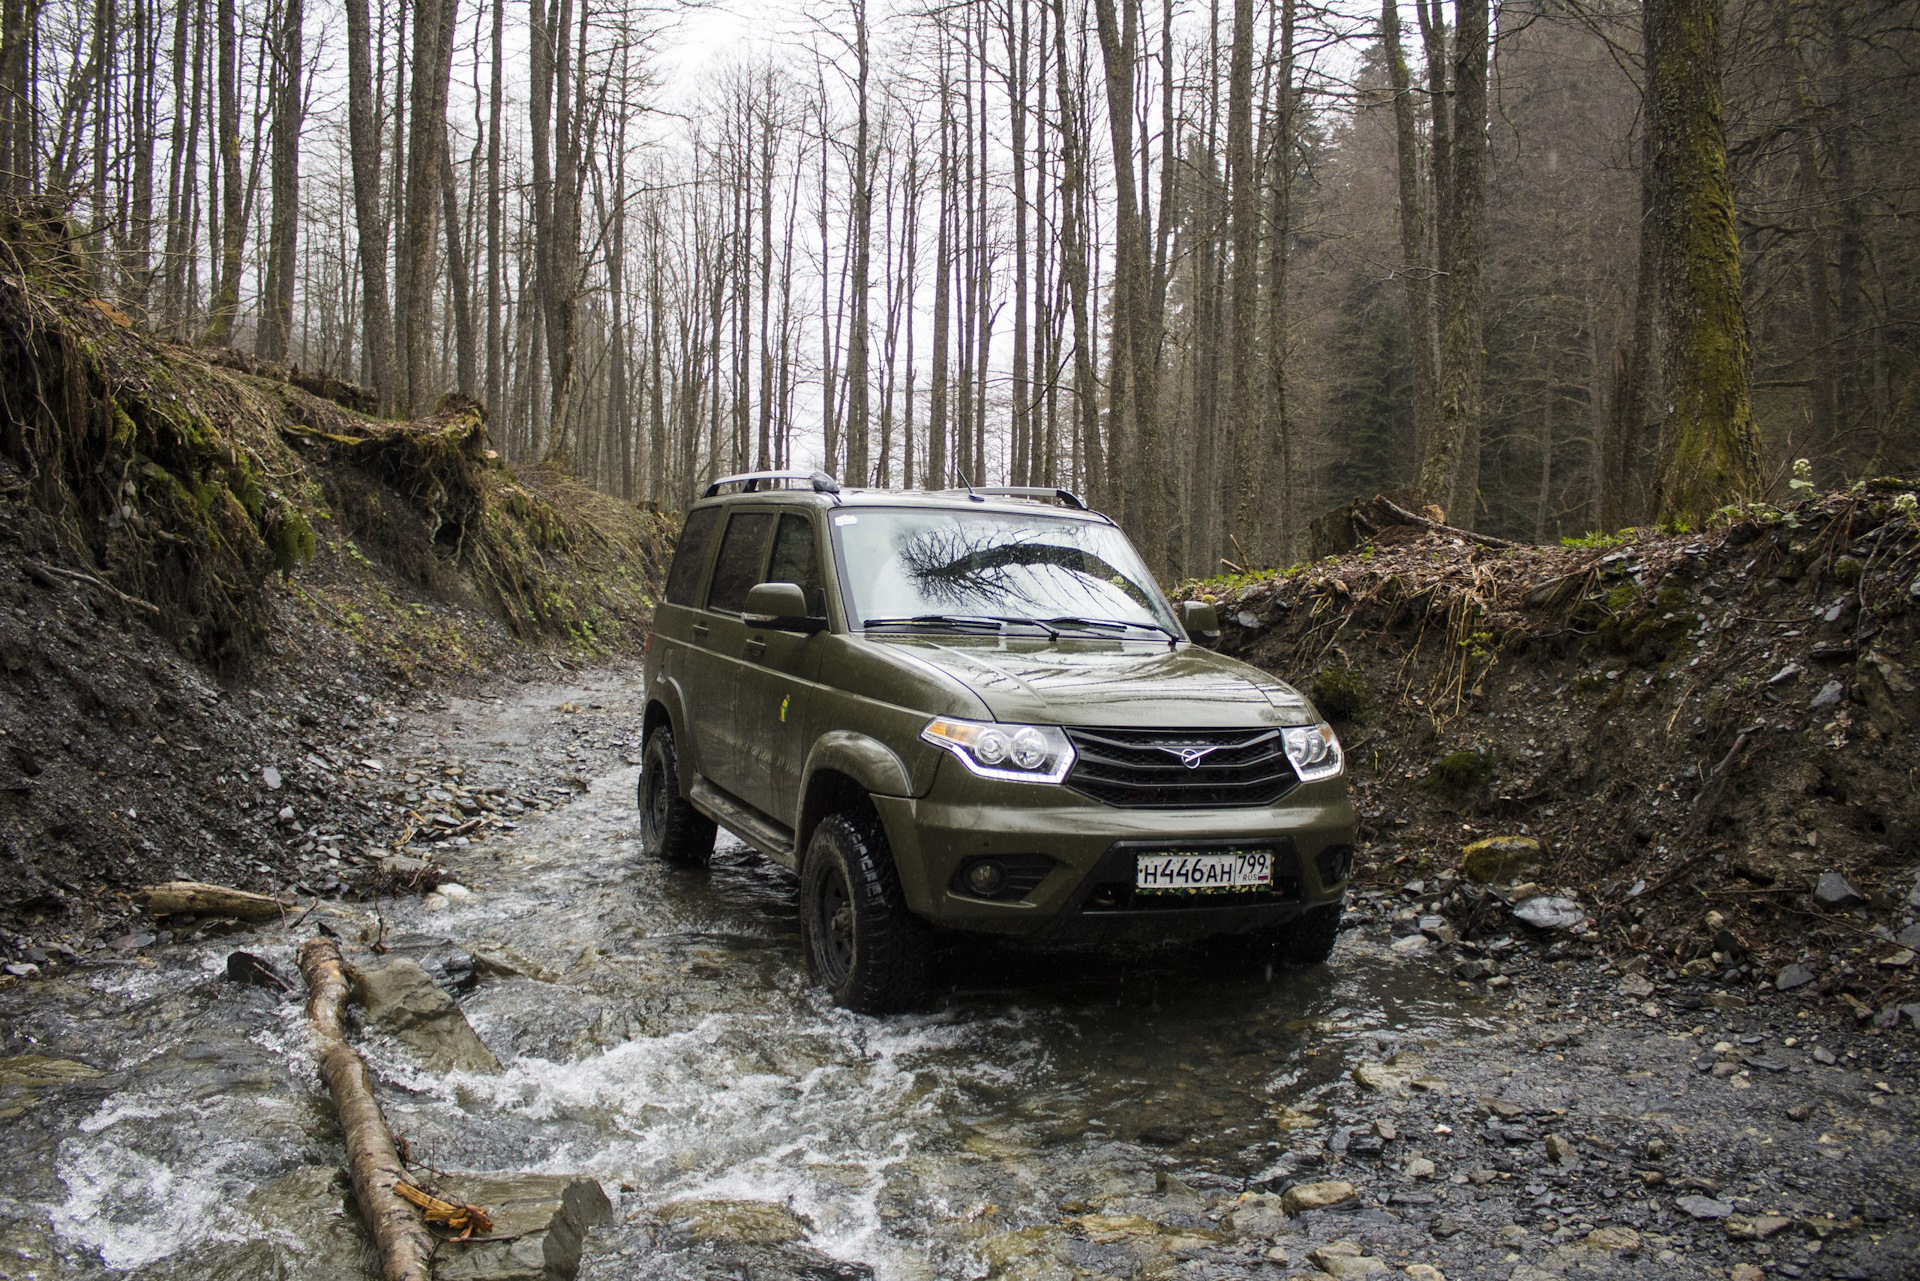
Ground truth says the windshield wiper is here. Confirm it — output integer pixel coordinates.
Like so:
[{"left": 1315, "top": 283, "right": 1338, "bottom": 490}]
[
  {"left": 862, "top": 614, "right": 1005, "bottom": 632},
  {"left": 1041, "top": 615, "right": 1181, "bottom": 642}
]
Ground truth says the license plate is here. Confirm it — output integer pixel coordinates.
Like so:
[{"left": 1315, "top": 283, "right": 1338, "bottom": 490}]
[{"left": 1134, "top": 850, "right": 1272, "bottom": 894}]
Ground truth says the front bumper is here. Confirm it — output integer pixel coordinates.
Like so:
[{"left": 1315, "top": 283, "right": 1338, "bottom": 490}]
[{"left": 871, "top": 758, "right": 1357, "bottom": 941}]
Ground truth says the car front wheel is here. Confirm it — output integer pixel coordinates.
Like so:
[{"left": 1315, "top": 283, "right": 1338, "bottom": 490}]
[
  {"left": 800, "top": 811, "right": 930, "bottom": 1013},
  {"left": 638, "top": 726, "right": 716, "bottom": 866}
]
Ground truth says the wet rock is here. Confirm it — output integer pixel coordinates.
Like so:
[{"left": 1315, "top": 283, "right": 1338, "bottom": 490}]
[
  {"left": 1544, "top": 1134, "right": 1575, "bottom": 1164},
  {"left": 1813, "top": 873, "right": 1866, "bottom": 911},
  {"left": 1309, "top": 1240, "right": 1387, "bottom": 1277},
  {"left": 1224, "top": 1193, "right": 1291, "bottom": 1238},
  {"left": 1461, "top": 836, "right": 1543, "bottom": 884},
  {"left": 1776, "top": 963, "right": 1816, "bottom": 990},
  {"left": 0, "top": 1054, "right": 105, "bottom": 1122},
  {"left": 1675, "top": 1194, "right": 1733, "bottom": 1220},
  {"left": 224, "top": 950, "right": 289, "bottom": 990},
  {"left": 1512, "top": 896, "right": 1586, "bottom": 931},
  {"left": 1730, "top": 1266, "right": 1765, "bottom": 1281},
  {"left": 1617, "top": 974, "right": 1655, "bottom": 999},
  {"left": 262, "top": 765, "right": 283, "bottom": 790},
  {"left": 1895, "top": 923, "right": 1920, "bottom": 950},
  {"left": 1726, "top": 1214, "right": 1794, "bottom": 1241},
  {"left": 1352, "top": 1054, "right": 1435, "bottom": 1097},
  {"left": 1811, "top": 680, "right": 1845, "bottom": 709},
  {"left": 1404, "top": 1157, "right": 1436, "bottom": 1179},
  {"left": 1404, "top": 1267, "right": 1445, "bottom": 1281},
  {"left": 1390, "top": 933, "right": 1432, "bottom": 957},
  {"left": 1281, "top": 1180, "right": 1357, "bottom": 1214},
  {"left": 469, "top": 942, "right": 561, "bottom": 982},
  {"left": 435, "top": 1175, "right": 613, "bottom": 1281},
  {"left": 1453, "top": 958, "right": 1496, "bottom": 981},
  {"left": 657, "top": 1199, "right": 810, "bottom": 1246},
  {"left": 352, "top": 958, "right": 502, "bottom": 1074},
  {"left": 1582, "top": 1226, "right": 1640, "bottom": 1252}
]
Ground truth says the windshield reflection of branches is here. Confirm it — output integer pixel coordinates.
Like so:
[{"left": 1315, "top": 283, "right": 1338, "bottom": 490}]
[{"left": 895, "top": 525, "right": 1153, "bottom": 614}]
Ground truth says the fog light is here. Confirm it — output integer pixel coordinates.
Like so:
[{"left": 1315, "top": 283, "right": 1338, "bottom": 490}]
[{"left": 964, "top": 860, "right": 1007, "bottom": 896}]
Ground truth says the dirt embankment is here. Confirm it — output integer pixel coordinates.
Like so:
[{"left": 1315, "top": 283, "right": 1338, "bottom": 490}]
[
  {"left": 1182, "top": 489, "right": 1920, "bottom": 1023},
  {"left": 0, "top": 217, "right": 671, "bottom": 960}
]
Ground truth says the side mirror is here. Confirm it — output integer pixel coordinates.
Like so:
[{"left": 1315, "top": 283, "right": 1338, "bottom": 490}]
[
  {"left": 743, "top": 581, "right": 823, "bottom": 632},
  {"left": 1180, "top": 600, "right": 1221, "bottom": 647}
]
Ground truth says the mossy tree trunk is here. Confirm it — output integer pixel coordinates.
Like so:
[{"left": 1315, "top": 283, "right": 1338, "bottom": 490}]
[
  {"left": 1417, "top": 0, "right": 1488, "bottom": 527},
  {"left": 1646, "top": 0, "right": 1762, "bottom": 526}
]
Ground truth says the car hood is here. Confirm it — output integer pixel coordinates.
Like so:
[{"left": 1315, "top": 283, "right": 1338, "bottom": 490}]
[{"left": 873, "top": 637, "right": 1316, "bottom": 728}]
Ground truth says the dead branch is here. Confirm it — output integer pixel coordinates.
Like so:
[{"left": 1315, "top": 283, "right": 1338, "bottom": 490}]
[
  {"left": 1376, "top": 497, "right": 1526, "bottom": 550},
  {"left": 137, "top": 881, "right": 295, "bottom": 921},
  {"left": 298, "top": 936, "right": 436, "bottom": 1281}
]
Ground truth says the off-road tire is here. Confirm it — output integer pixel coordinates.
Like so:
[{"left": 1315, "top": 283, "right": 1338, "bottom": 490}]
[
  {"left": 638, "top": 727, "right": 716, "bottom": 866},
  {"left": 799, "top": 810, "right": 931, "bottom": 1013},
  {"left": 1272, "top": 901, "right": 1343, "bottom": 964}
]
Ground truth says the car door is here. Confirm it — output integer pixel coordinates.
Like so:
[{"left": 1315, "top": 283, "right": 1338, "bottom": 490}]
[
  {"left": 737, "top": 509, "right": 829, "bottom": 826},
  {"left": 699, "top": 508, "right": 776, "bottom": 801}
]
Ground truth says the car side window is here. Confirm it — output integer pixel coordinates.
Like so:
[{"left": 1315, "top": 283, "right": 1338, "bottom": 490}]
[
  {"left": 766, "top": 513, "right": 825, "bottom": 616},
  {"left": 706, "top": 511, "right": 776, "bottom": 614},
  {"left": 664, "top": 507, "right": 721, "bottom": 607}
]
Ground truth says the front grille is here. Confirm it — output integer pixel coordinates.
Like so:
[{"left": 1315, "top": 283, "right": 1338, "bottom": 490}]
[{"left": 1063, "top": 727, "right": 1298, "bottom": 808}]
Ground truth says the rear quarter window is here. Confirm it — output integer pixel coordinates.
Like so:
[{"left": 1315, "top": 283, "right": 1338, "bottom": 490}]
[
  {"left": 664, "top": 507, "right": 721, "bottom": 607},
  {"left": 706, "top": 511, "right": 777, "bottom": 613}
]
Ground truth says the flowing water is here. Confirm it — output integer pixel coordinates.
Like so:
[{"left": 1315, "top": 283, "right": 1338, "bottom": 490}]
[{"left": 0, "top": 684, "right": 1489, "bottom": 1280}]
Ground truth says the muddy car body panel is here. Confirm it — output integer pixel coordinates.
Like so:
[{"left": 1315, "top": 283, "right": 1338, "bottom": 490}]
[{"left": 640, "top": 476, "right": 1357, "bottom": 1005}]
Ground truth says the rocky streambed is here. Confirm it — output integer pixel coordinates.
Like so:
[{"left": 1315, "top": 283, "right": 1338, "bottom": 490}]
[{"left": 0, "top": 669, "right": 1914, "bottom": 1281}]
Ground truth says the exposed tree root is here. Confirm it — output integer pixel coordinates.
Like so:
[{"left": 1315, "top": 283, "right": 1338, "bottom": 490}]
[{"left": 297, "top": 936, "right": 435, "bottom": 1281}]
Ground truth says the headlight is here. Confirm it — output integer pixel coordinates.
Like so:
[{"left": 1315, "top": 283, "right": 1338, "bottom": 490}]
[
  {"left": 922, "top": 717, "right": 1075, "bottom": 784},
  {"left": 1282, "top": 722, "right": 1343, "bottom": 782}
]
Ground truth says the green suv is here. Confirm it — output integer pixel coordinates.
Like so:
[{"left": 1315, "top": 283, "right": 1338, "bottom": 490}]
[{"left": 638, "top": 472, "right": 1356, "bottom": 1011}]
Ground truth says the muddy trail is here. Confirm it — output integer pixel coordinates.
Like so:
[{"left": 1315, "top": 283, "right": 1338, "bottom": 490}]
[{"left": 1, "top": 668, "right": 1913, "bottom": 1281}]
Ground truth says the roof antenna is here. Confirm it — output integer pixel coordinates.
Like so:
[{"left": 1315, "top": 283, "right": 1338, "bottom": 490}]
[{"left": 956, "top": 469, "right": 983, "bottom": 502}]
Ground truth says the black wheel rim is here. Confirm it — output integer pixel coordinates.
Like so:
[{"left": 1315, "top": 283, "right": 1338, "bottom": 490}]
[
  {"left": 813, "top": 866, "right": 854, "bottom": 988},
  {"left": 641, "top": 754, "right": 668, "bottom": 850}
]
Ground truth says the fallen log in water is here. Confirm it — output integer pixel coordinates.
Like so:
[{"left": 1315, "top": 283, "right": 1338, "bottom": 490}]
[
  {"left": 297, "top": 936, "right": 436, "bottom": 1281},
  {"left": 136, "top": 881, "right": 293, "bottom": 921}
]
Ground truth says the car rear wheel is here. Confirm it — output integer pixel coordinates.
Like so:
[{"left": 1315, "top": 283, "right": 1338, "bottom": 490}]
[
  {"left": 638, "top": 727, "right": 715, "bottom": 866},
  {"left": 800, "top": 811, "right": 930, "bottom": 1013}
]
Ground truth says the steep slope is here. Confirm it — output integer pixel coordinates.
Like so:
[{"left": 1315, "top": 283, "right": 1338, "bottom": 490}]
[
  {"left": 0, "top": 219, "right": 671, "bottom": 955},
  {"left": 1183, "top": 488, "right": 1920, "bottom": 1014}
]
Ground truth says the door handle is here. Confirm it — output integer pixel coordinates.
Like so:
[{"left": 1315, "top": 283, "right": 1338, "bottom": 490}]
[
  {"left": 691, "top": 623, "right": 710, "bottom": 643},
  {"left": 744, "top": 637, "right": 767, "bottom": 658}
]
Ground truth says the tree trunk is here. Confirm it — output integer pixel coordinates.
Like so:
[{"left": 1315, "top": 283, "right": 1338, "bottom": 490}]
[
  {"left": 440, "top": 139, "right": 476, "bottom": 396},
  {"left": 1224, "top": 0, "right": 1257, "bottom": 549},
  {"left": 1646, "top": 0, "right": 1761, "bottom": 523},
  {"left": 1091, "top": 0, "right": 1167, "bottom": 573},
  {"left": 400, "top": 0, "right": 458, "bottom": 414},
  {"left": 201, "top": 0, "right": 242, "bottom": 345},
  {"left": 1382, "top": 0, "right": 1436, "bottom": 470},
  {"left": 1416, "top": 0, "right": 1488, "bottom": 523},
  {"left": 343, "top": 0, "right": 395, "bottom": 409},
  {"left": 258, "top": 0, "right": 302, "bottom": 362}
]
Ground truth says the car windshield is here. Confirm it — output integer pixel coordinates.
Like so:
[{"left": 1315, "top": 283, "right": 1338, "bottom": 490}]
[{"left": 830, "top": 507, "right": 1176, "bottom": 632}]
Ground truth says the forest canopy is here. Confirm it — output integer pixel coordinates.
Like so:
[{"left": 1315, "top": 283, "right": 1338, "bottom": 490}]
[{"left": 1, "top": 0, "right": 1912, "bottom": 576}]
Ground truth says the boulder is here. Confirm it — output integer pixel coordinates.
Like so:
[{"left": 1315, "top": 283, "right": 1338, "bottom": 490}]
[
  {"left": 352, "top": 959, "right": 501, "bottom": 1074},
  {"left": 1512, "top": 896, "right": 1586, "bottom": 931},
  {"left": 1461, "top": 836, "right": 1544, "bottom": 884},
  {"left": 435, "top": 1175, "right": 613, "bottom": 1281},
  {"left": 1812, "top": 873, "right": 1866, "bottom": 911},
  {"left": 1224, "top": 1193, "right": 1291, "bottom": 1239},
  {"left": 1280, "top": 1181, "right": 1357, "bottom": 1214},
  {"left": 1775, "top": 962, "right": 1817, "bottom": 990}
]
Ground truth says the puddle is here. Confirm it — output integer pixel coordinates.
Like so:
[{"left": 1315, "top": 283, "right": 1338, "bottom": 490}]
[{"left": 0, "top": 746, "right": 1488, "bottom": 1279}]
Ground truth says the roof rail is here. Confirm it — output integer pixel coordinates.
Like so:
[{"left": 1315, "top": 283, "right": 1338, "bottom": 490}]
[
  {"left": 702, "top": 469, "right": 842, "bottom": 499},
  {"left": 941, "top": 485, "right": 1089, "bottom": 511}
]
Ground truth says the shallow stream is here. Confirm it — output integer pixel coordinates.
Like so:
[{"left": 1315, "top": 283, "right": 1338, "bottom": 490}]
[{"left": 0, "top": 680, "right": 1491, "bottom": 1280}]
